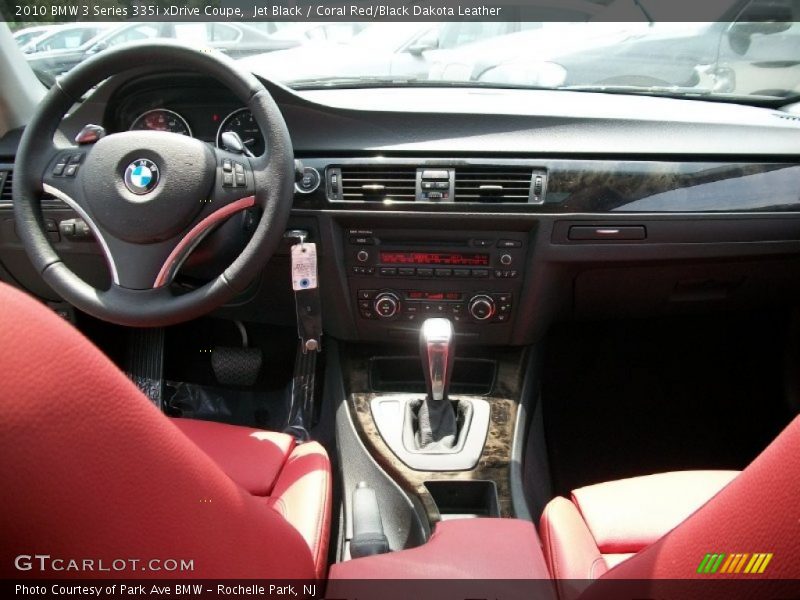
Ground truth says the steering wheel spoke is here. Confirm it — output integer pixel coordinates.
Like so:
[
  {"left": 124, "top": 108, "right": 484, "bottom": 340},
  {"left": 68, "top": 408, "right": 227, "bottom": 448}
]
[
  {"left": 40, "top": 144, "right": 93, "bottom": 208},
  {"left": 210, "top": 146, "right": 258, "bottom": 204}
]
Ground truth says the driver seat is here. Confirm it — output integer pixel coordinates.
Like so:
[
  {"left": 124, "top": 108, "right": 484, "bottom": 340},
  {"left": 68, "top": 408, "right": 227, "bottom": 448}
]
[{"left": 0, "top": 282, "right": 331, "bottom": 579}]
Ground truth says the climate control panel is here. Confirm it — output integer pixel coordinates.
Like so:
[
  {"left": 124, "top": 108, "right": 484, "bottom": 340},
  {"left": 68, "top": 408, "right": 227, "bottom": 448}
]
[{"left": 357, "top": 289, "right": 513, "bottom": 324}]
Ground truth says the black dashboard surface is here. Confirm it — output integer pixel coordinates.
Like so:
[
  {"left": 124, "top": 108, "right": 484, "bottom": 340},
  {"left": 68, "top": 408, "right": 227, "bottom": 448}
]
[{"left": 61, "top": 71, "right": 800, "bottom": 215}]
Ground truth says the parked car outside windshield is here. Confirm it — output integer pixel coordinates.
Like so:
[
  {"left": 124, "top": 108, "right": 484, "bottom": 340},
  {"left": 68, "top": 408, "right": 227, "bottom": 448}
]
[{"left": 6, "top": 3, "right": 800, "bottom": 103}]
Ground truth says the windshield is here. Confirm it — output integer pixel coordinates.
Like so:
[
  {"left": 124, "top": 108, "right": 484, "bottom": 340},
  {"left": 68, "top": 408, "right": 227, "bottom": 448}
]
[{"left": 6, "top": 0, "right": 800, "bottom": 103}]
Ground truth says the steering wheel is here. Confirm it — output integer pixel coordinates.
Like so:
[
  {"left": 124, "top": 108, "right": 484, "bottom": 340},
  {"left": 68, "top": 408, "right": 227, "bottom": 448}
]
[{"left": 13, "top": 42, "right": 295, "bottom": 327}]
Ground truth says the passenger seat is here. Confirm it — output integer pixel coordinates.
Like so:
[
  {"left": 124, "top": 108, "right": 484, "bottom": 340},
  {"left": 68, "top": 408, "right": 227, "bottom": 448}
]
[
  {"left": 540, "top": 471, "right": 738, "bottom": 579},
  {"left": 538, "top": 414, "right": 800, "bottom": 596}
]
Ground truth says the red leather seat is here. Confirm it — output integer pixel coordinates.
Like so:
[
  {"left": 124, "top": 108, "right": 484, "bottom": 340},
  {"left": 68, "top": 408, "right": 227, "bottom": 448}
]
[
  {"left": 540, "top": 471, "right": 738, "bottom": 580},
  {"left": 172, "top": 419, "right": 332, "bottom": 579},
  {"left": 540, "top": 415, "right": 800, "bottom": 595},
  {"left": 0, "top": 282, "right": 331, "bottom": 579}
]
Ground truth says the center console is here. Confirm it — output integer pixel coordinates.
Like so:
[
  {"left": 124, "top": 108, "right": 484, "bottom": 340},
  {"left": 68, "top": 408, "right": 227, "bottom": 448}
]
[
  {"left": 344, "top": 228, "right": 527, "bottom": 343},
  {"left": 333, "top": 229, "right": 543, "bottom": 582}
]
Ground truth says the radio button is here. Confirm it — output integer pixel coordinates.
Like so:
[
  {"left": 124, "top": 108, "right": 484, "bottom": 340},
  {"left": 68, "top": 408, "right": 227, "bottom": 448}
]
[
  {"left": 417, "top": 268, "right": 434, "bottom": 277},
  {"left": 358, "top": 299, "right": 371, "bottom": 310},
  {"left": 434, "top": 268, "right": 452, "bottom": 277},
  {"left": 472, "top": 239, "right": 494, "bottom": 247},
  {"left": 497, "top": 240, "right": 522, "bottom": 248},
  {"left": 472, "top": 269, "right": 489, "bottom": 278},
  {"left": 406, "top": 304, "right": 419, "bottom": 313},
  {"left": 500, "top": 254, "right": 513, "bottom": 266},
  {"left": 398, "top": 267, "right": 415, "bottom": 276},
  {"left": 379, "top": 267, "right": 397, "bottom": 276},
  {"left": 358, "top": 290, "right": 377, "bottom": 300},
  {"left": 349, "top": 236, "right": 375, "bottom": 245},
  {"left": 453, "top": 269, "right": 470, "bottom": 277},
  {"left": 494, "top": 313, "right": 509, "bottom": 323},
  {"left": 421, "top": 169, "right": 449, "bottom": 180},
  {"left": 356, "top": 250, "right": 370, "bottom": 262}
]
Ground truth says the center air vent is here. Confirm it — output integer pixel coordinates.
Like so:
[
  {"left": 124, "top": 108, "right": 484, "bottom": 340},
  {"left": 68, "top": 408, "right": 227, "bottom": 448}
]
[
  {"left": 328, "top": 165, "right": 417, "bottom": 202},
  {"left": 454, "top": 167, "right": 545, "bottom": 204}
]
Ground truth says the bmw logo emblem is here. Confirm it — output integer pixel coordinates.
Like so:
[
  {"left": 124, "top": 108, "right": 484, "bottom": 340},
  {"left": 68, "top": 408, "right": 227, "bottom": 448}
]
[{"left": 124, "top": 158, "right": 159, "bottom": 195}]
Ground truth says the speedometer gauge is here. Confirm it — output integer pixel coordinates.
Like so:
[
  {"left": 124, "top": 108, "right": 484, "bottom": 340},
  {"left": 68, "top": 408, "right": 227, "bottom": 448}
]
[
  {"left": 216, "top": 108, "right": 265, "bottom": 156},
  {"left": 130, "top": 109, "right": 192, "bottom": 136}
]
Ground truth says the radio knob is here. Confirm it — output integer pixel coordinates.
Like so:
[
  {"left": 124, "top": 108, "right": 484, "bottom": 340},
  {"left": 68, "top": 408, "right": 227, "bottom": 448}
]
[
  {"left": 468, "top": 294, "right": 496, "bottom": 321},
  {"left": 356, "top": 249, "right": 370, "bottom": 262},
  {"left": 500, "top": 254, "right": 513, "bottom": 266},
  {"left": 374, "top": 292, "right": 400, "bottom": 319}
]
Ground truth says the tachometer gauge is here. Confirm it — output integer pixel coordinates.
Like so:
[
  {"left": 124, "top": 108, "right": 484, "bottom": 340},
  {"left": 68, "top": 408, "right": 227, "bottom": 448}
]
[
  {"left": 216, "top": 108, "right": 265, "bottom": 156},
  {"left": 130, "top": 109, "right": 192, "bottom": 136}
]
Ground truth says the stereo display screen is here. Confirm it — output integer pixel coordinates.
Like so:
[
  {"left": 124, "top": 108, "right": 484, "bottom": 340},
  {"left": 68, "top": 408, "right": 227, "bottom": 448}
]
[{"left": 380, "top": 252, "right": 489, "bottom": 266}]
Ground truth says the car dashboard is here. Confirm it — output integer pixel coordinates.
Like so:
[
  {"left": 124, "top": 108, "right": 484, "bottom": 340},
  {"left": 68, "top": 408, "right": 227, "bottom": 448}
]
[{"left": 2, "top": 69, "right": 800, "bottom": 346}]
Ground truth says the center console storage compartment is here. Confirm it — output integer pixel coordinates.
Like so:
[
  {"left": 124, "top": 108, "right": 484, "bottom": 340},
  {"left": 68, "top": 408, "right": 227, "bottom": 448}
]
[
  {"left": 424, "top": 480, "right": 500, "bottom": 518},
  {"left": 370, "top": 355, "right": 495, "bottom": 395}
]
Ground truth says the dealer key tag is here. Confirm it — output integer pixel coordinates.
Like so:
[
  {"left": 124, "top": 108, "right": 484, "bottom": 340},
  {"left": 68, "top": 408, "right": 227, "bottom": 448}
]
[{"left": 291, "top": 243, "right": 318, "bottom": 291}]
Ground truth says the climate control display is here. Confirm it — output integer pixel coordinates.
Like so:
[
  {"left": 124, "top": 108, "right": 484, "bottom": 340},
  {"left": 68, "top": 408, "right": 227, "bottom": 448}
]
[{"left": 357, "top": 289, "right": 512, "bottom": 324}]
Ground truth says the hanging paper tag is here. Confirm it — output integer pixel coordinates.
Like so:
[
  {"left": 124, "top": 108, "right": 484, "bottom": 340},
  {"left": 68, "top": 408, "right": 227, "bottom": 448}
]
[{"left": 291, "top": 243, "right": 318, "bottom": 291}]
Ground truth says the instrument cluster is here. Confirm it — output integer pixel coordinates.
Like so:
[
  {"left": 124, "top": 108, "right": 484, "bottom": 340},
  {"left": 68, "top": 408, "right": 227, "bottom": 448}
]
[{"left": 126, "top": 106, "right": 265, "bottom": 156}]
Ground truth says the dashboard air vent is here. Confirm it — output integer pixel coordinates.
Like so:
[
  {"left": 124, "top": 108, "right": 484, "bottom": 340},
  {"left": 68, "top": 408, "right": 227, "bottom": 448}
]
[
  {"left": 0, "top": 170, "right": 12, "bottom": 203},
  {"left": 0, "top": 169, "right": 59, "bottom": 205},
  {"left": 454, "top": 167, "right": 543, "bottom": 203},
  {"left": 330, "top": 165, "right": 417, "bottom": 202}
]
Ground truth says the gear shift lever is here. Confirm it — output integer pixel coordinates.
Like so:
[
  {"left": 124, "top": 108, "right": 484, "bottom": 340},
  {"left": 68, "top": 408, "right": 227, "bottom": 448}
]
[
  {"left": 420, "top": 318, "right": 455, "bottom": 401},
  {"left": 416, "top": 318, "right": 458, "bottom": 449}
]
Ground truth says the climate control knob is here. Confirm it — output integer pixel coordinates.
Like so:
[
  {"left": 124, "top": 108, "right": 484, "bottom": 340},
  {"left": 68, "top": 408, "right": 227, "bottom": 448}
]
[
  {"left": 373, "top": 292, "right": 400, "bottom": 319},
  {"left": 468, "top": 294, "right": 496, "bottom": 321}
]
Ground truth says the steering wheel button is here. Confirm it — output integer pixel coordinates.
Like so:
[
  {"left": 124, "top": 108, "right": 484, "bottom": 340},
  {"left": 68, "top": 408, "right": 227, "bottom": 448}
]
[
  {"left": 235, "top": 172, "right": 246, "bottom": 187},
  {"left": 59, "top": 221, "right": 75, "bottom": 236},
  {"left": 222, "top": 172, "right": 234, "bottom": 187},
  {"left": 52, "top": 163, "right": 66, "bottom": 176},
  {"left": 222, "top": 159, "right": 232, "bottom": 172},
  {"left": 234, "top": 162, "right": 245, "bottom": 175},
  {"left": 64, "top": 164, "right": 79, "bottom": 177},
  {"left": 67, "top": 153, "right": 83, "bottom": 165}
]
